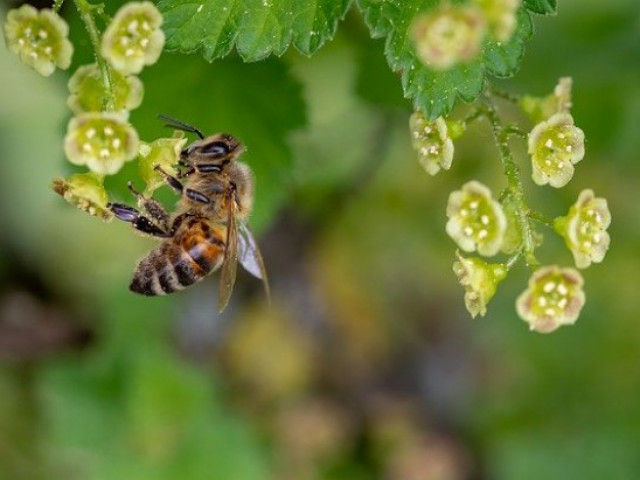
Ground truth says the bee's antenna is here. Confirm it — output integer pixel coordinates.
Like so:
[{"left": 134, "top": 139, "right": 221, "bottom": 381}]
[{"left": 158, "top": 114, "right": 205, "bottom": 140}]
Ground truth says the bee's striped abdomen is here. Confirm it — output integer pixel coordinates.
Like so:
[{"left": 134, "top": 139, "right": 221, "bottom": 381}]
[{"left": 129, "top": 219, "right": 226, "bottom": 296}]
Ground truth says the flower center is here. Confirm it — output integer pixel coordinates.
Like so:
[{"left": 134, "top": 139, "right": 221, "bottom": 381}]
[{"left": 459, "top": 196, "right": 496, "bottom": 242}]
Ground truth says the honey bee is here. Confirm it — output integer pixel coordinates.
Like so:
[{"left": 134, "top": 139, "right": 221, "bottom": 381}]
[{"left": 108, "top": 115, "right": 270, "bottom": 312}]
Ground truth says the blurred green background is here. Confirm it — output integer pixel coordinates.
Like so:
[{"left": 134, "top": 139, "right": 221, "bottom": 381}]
[{"left": 1, "top": 0, "right": 640, "bottom": 478}]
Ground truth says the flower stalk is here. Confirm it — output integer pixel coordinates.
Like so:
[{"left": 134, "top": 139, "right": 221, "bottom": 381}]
[
  {"left": 74, "top": 0, "right": 115, "bottom": 111},
  {"left": 482, "top": 95, "right": 539, "bottom": 267}
]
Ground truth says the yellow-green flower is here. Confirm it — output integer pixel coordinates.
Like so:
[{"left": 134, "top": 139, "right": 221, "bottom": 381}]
[
  {"left": 409, "top": 112, "right": 454, "bottom": 175},
  {"left": 64, "top": 113, "right": 139, "bottom": 175},
  {"left": 410, "top": 5, "right": 486, "bottom": 70},
  {"left": 473, "top": 0, "right": 520, "bottom": 42},
  {"left": 528, "top": 113, "right": 585, "bottom": 188},
  {"left": 555, "top": 189, "right": 611, "bottom": 269},
  {"left": 3, "top": 5, "right": 73, "bottom": 76},
  {"left": 52, "top": 172, "right": 112, "bottom": 221},
  {"left": 446, "top": 181, "right": 506, "bottom": 256},
  {"left": 101, "top": 1, "right": 164, "bottom": 74},
  {"left": 453, "top": 251, "right": 507, "bottom": 318},
  {"left": 138, "top": 134, "right": 188, "bottom": 193},
  {"left": 516, "top": 266, "right": 585, "bottom": 333},
  {"left": 67, "top": 63, "right": 144, "bottom": 115}
]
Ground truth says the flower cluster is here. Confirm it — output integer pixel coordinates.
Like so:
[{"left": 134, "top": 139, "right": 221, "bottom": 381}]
[
  {"left": 413, "top": 76, "right": 610, "bottom": 333},
  {"left": 2, "top": 2, "right": 168, "bottom": 217},
  {"left": 410, "top": 0, "right": 520, "bottom": 70}
]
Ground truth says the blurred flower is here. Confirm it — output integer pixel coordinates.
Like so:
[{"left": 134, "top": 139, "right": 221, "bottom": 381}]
[
  {"left": 409, "top": 112, "right": 454, "bottom": 175},
  {"left": 473, "top": 0, "right": 520, "bottom": 42},
  {"left": 410, "top": 5, "right": 486, "bottom": 70},
  {"left": 101, "top": 1, "right": 164, "bottom": 74},
  {"left": 520, "top": 77, "right": 573, "bottom": 124},
  {"left": 64, "top": 112, "right": 139, "bottom": 175},
  {"left": 224, "top": 307, "right": 315, "bottom": 403},
  {"left": 275, "top": 399, "right": 352, "bottom": 465},
  {"left": 138, "top": 134, "right": 187, "bottom": 193},
  {"left": 516, "top": 265, "right": 585, "bottom": 333},
  {"left": 52, "top": 172, "right": 112, "bottom": 221},
  {"left": 446, "top": 181, "right": 506, "bottom": 256},
  {"left": 3, "top": 5, "right": 72, "bottom": 76},
  {"left": 528, "top": 112, "right": 585, "bottom": 188},
  {"left": 555, "top": 189, "right": 611, "bottom": 268},
  {"left": 453, "top": 251, "right": 507, "bottom": 318},
  {"left": 385, "top": 435, "right": 471, "bottom": 480},
  {"left": 67, "top": 63, "right": 144, "bottom": 115}
]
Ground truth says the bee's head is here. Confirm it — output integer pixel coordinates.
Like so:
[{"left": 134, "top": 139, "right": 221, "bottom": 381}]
[{"left": 180, "top": 133, "right": 243, "bottom": 171}]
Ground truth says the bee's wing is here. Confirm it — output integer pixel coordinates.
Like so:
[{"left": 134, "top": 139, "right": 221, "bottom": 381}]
[
  {"left": 218, "top": 194, "right": 238, "bottom": 313},
  {"left": 237, "top": 221, "right": 271, "bottom": 303}
]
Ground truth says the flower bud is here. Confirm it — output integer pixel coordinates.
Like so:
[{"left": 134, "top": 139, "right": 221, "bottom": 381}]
[
  {"left": 520, "top": 77, "right": 573, "bottom": 124},
  {"left": 3, "top": 5, "right": 73, "bottom": 76},
  {"left": 138, "top": 134, "right": 187, "bottom": 193},
  {"left": 516, "top": 265, "right": 585, "bottom": 333},
  {"left": 52, "top": 172, "right": 112, "bottom": 221},
  {"left": 453, "top": 251, "right": 507, "bottom": 318}
]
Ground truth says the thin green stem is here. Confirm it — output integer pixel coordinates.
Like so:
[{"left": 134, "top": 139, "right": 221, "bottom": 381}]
[
  {"left": 528, "top": 210, "right": 554, "bottom": 229},
  {"left": 462, "top": 107, "right": 484, "bottom": 126},
  {"left": 482, "top": 96, "right": 539, "bottom": 267},
  {"left": 53, "top": 0, "right": 65, "bottom": 14},
  {"left": 488, "top": 85, "right": 522, "bottom": 104},
  {"left": 74, "top": 0, "right": 115, "bottom": 111},
  {"left": 506, "top": 252, "right": 522, "bottom": 269},
  {"left": 505, "top": 123, "right": 528, "bottom": 140}
]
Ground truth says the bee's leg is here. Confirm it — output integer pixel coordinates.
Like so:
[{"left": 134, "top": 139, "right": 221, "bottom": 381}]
[
  {"left": 176, "top": 167, "right": 195, "bottom": 179},
  {"left": 108, "top": 202, "right": 170, "bottom": 238},
  {"left": 127, "top": 182, "right": 170, "bottom": 231},
  {"left": 154, "top": 165, "right": 212, "bottom": 204}
]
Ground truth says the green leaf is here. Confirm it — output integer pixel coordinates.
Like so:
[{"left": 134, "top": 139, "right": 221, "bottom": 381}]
[
  {"left": 157, "top": 0, "right": 352, "bottom": 62},
  {"left": 129, "top": 54, "right": 305, "bottom": 232},
  {"left": 356, "top": 1, "right": 533, "bottom": 119},
  {"left": 524, "top": 0, "right": 557, "bottom": 15}
]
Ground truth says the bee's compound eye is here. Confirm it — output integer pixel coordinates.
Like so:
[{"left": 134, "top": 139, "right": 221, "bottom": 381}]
[{"left": 200, "top": 141, "right": 230, "bottom": 157}]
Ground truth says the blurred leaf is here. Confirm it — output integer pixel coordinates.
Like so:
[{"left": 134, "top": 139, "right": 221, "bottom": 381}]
[
  {"left": 523, "top": 0, "right": 557, "bottom": 15},
  {"left": 354, "top": 37, "right": 407, "bottom": 110},
  {"left": 158, "top": 0, "right": 352, "bottom": 62},
  {"left": 129, "top": 53, "right": 305, "bottom": 232},
  {"left": 355, "top": 1, "right": 533, "bottom": 118}
]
